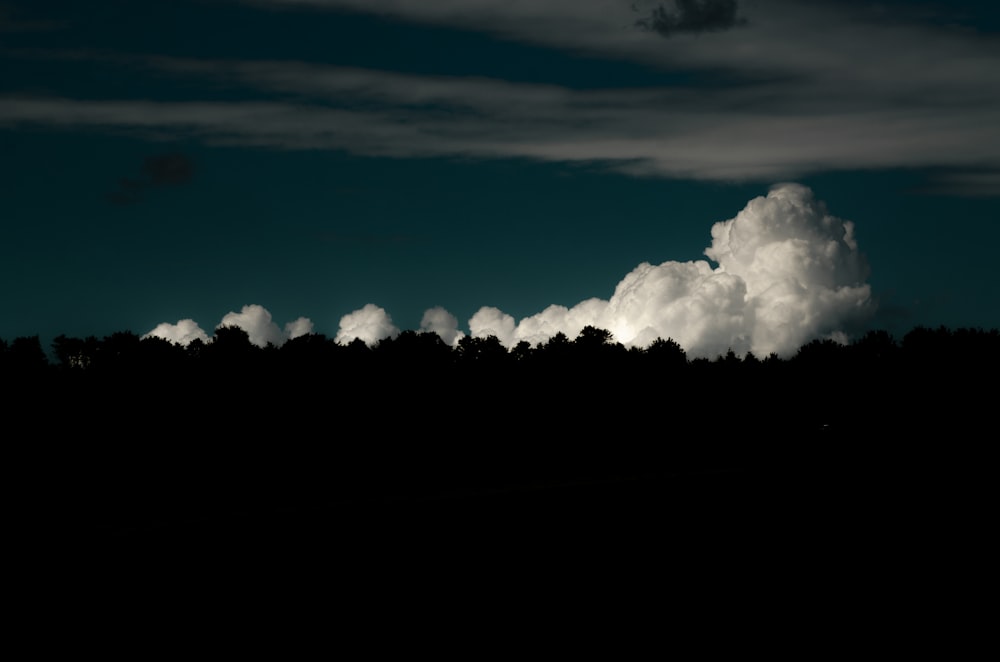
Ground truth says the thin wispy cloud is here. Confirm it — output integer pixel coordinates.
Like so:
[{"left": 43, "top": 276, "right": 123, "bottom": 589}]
[
  {"left": 3, "top": 0, "right": 999, "bottom": 193},
  {"left": 3, "top": 57, "right": 999, "bottom": 188}
]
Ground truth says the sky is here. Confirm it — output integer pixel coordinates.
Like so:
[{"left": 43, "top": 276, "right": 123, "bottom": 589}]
[{"left": 1, "top": 0, "right": 998, "bottom": 358}]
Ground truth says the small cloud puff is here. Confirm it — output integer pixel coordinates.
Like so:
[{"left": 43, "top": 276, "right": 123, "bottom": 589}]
[
  {"left": 143, "top": 318, "right": 210, "bottom": 346},
  {"left": 218, "top": 304, "right": 313, "bottom": 348},
  {"left": 145, "top": 305, "right": 312, "bottom": 348},
  {"left": 334, "top": 303, "right": 399, "bottom": 346},
  {"left": 420, "top": 306, "right": 466, "bottom": 347}
]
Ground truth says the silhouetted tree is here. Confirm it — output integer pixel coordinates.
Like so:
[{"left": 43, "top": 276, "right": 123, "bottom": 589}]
[
  {"left": 718, "top": 348, "right": 741, "bottom": 366},
  {"left": 186, "top": 337, "right": 206, "bottom": 361},
  {"left": 376, "top": 329, "right": 453, "bottom": 369},
  {"left": 204, "top": 325, "right": 260, "bottom": 377},
  {"left": 901, "top": 325, "right": 951, "bottom": 365},
  {"left": 52, "top": 334, "right": 99, "bottom": 371},
  {"left": 456, "top": 335, "right": 508, "bottom": 367},
  {"left": 793, "top": 337, "right": 847, "bottom": 368},
  {"left": 645, "top": 337, "right": 687, "bottom": 370},
  {"left": 511, "top": 340, "right": 535, "bottom": 363},
  {"left": 537, "top": 332, "right": 572, "bottom": 368},
  {"left": 574, "top": 326, "right": 613, "bottom": 348},
  {"left": 99, "top": 331, "right": 143, "bottom": 370},
  {"left": 851, "top": 329, "right": 898, "bottom": 362},
  {"left": 5, "top": 335, "right": 49, "bottom": 375},
  {"left": 280, "top": 333, "right": 338, "bottom": 372},
  {"left": 137, "top": 334, "right": 187, "bottom": 374}
]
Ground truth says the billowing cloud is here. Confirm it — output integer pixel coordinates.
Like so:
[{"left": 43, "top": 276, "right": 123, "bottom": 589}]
[
  {"left": 217, "top": 304, "right": 313, "bottom": 347},
  {"left": 703, "top": 182, "right": 871, "bottom": 355},
  {"left": 468, "top": 307, "right": 517, "bottom": 347},
  {"left": 143, "top": 319, "right": 210, "bottom": 346},
  {"left": 461, "top": 183, "right": 873, "bottom": 358},
  {"left": 507, "top": 299, "right": 610, "bottom": 348},
  {"left": 142, "top": 185, "right": 874, "bottom": 358},
  {"left": 420, "top": 306, "right": 465, "bottom": 347},
  {"left": 335, "top": 303, "right": 399, "bottom": 346},
  {"left": 143, "top": 306, "right": 312, "bottom": 347},
  {"left": 635, "top": 0, "right": 748, "bottom": 37}
]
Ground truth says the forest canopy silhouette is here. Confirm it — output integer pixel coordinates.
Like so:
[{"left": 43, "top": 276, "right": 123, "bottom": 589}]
[
  {"left": 5, "top": 322, "right": 996, "bottom": 432},
  {"left": 6, "top": 321, "right": 996, "bottom": 538}
]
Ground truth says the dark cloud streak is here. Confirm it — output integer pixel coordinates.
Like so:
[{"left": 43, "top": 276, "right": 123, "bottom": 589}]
[
  {"left": 107, "top": 152, "right": 195, "bottom": 206},
  {"left": 635, "top": 0, "right": 747, "bottom": 37},
  {"left": 142, "top": 153, "right": 195, "bottom": 186},
  {"left": 0, "top": 2, "right": 66, "bottom": 33}
]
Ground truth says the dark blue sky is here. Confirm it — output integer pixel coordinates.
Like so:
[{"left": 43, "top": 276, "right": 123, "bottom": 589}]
[{"left": 2, "top": 0, "right": 998, "bottom": 356}]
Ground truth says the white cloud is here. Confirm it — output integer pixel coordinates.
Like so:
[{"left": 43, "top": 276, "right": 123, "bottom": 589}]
[
  {"left": 704, "top": 182, "right": 872, "bottom": 356},
  {"left": 142, "top": 318, "right": 210, "bottom": 346},
  {"left": 512, "top": 299, "right": 609, "bottom": 348},
  {"left": 468, "top": 306, "right": 517, "bottom": 346},
  {"left": 284, "top": 317, "right": 315, "bottom": 340},
  {"left": 140, "top": 185, "right": 873, "bottom": 358},
  {"left": 217, "top": 304, "right": 281, "bottom": 347},
  {"left": 420, "top": 306, "right": 465, "bottom": 347},
  {"left": 458, "top": 183, "right": 872, "bottom": 358},
  {"left": 123, "top": 0, "right": 986, "bottom": 189},
  {"left": 8, "top": 0, "right": 1000, "bottom": 193},
  {"left": 335, "top": 303, "right": 400, "bottom": 346},
  {"left": 217, "top": 303, "right": 313, "bottom": 347},
  {"left": 145, "top": 305, "right": 312, "bottom": 348}
]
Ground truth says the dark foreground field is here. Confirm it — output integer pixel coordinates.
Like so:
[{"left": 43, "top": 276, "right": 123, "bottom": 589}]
[
  {"left": 15, "top": 405, "right": 991, "bottom": 650},
  {"left": 7, "top": 329, "right": 993, "bottom": 647}
]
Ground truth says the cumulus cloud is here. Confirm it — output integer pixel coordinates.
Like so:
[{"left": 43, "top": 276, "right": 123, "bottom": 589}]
[
  {"left": 635, "top": 0, "right": 748, "bottom": 37},
  {"left": 143, "top": 319, "right": 210, "bottom": 346},
  {"left": 284, "top": 317, "right": 315, "bottom": 340},
  {"left": 468, "top": 307, "right": 517, "bottom": 347},
  {"left": 142, "top": 185, "right": 873, "bottom": 358},
  {"left": 420, "top": 306, "right": 465, "bottom": 347},
  {"left": 703, "top": 183, "right": 871, "bottom": 355},
  {"left": 335, "top": 303, "right": 399, "bottom": 346},
  {"left": 455, "top": 183, "right": 873, "bottom": 358},
  {"left": 217, "top": 304, "right": 313, "bottom": 347},
  {"left": 144, "top": 306, "right": 312, "bottom": 347}
]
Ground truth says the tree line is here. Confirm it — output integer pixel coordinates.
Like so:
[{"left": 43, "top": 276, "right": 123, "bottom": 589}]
[
  {"left": 3, "top": 323, "right": 998, "bottom": 378},
  {"left": 4, "top": 322, "right": 995, "bottom": 445},
  {"left": 7, "top": 323, "right": 995, "bottom": 535}
]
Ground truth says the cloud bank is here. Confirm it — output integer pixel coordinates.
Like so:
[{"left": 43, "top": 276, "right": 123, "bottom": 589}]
[
  {"left": 3, "top": 1, "right": 999, "bottom": 192},
  {"left": 453, "top": 182, "right": 872, "bottom": 358},
  {"left": 146, "top": 184, "right": 873, "bottom": 359}
]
